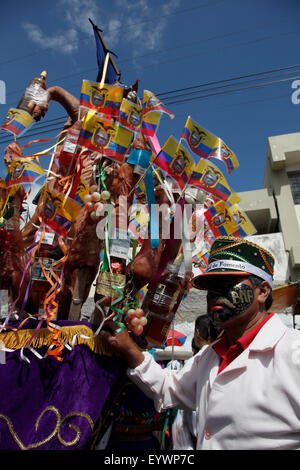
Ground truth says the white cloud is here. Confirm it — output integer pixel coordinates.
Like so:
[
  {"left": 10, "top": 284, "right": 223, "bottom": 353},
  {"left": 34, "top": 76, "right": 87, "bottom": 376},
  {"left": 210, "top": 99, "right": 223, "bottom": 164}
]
[
  {"left": 120, "top": 0, "right": 182, "bottom": 52},
  {"left": 22, "top": 0, "right": 182, "bottom": 57},
  {"left": 59, "top": 0, "right": 101, "bottom": 36},
  {"left": 117, "top": 0, "right": 150, "bottom": 14},
  {"left": 162, "top": 0, "right": 181, "bottom": 15},
  {"left": 22, "top": 22, "right": 79, "bottom": 55},
  {"left": 21, "top": 0, "right": 100, "bottom": 55},
  {"left": 103, "top": 18, "right": 123, "bottom": 48}
]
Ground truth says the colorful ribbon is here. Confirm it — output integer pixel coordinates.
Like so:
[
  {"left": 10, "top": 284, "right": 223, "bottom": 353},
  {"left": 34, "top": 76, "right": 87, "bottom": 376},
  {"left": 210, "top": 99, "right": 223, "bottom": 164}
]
[{"left": 127, "top": 149, "right": 159, "bottom": 248}]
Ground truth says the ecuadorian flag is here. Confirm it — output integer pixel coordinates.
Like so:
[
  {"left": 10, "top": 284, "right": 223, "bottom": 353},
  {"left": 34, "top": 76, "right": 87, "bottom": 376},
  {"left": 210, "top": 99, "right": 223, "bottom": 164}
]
[
  {"left": 128, "top": 206, "right": 149, "bottom": 240},
  {"left": 5, "top": 159, "right": 45, "bottom": 187},
  {"left": 141, "top": 111, "right": 161, "bottom": 137},
  {"left": 80, "top": 80, "right": 123, "bottom": 117},
  {"left": 181, "top": 116, "right": 218, "bottom": 160},
  {"left": 153, "top": 136, "right": 194, "bottom": 190},
  {"left": 204, "top": 201, "right": 256, "bottom": 239},
  {"left": 192, "top": 249, "right": 209, "bottom": 272},
  {"left": 204, "top": 200, "right": 238, "bottom": 238},
  {"left": 117, "top": 99, "right": 143, "bottom": 131},
  {"left": 142, "top": 90, "right": 174, "bottom": 119},
  {"left": 41, "top": 186, "right": 81, "bottom": 237},
  {"left": 228, "top": 204, "right": 256, "bottom": 238},
  {"left": 188, "top": 159, "right": 239, "bottom": 203},
  {"left": 78, "top": 110, "right": 133, "bottom": 163},
  {"left": 73, "top": 177, "right": 90, "bottom": 207},
  {"left": 1, "top": 108, "right": 34, "bottom": 137},
  {"left": 209, "top": 139, "right": 239, "bottom": 174}
]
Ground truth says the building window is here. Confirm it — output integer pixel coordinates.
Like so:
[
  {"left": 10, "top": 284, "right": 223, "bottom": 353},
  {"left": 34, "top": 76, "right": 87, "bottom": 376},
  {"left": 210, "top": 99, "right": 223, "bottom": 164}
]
[{"left": 288, "top": 171, "right": 300, "bottom": 204}]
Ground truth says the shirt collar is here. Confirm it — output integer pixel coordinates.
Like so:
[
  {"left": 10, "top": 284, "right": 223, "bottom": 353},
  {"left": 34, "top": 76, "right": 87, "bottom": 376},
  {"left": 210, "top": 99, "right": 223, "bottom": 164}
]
[
  {"left": 238, "top": 312, "right": 274, "bottom": 350},
  {"left": 213, "top": 312, "right": 274, "bottom": 357}
]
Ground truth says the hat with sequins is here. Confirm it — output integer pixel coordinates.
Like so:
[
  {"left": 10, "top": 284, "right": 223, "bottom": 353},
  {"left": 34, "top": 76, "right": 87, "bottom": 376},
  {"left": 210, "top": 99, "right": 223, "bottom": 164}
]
[{"left": 191, "top": 236, "right": 275, "bottom": 290}]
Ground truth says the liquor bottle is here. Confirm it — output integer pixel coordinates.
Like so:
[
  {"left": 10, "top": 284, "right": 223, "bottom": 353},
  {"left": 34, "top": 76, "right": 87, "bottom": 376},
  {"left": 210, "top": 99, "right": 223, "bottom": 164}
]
[
  {"left": 141, "top": 252, "right": 186, "bottom": 347},
  {"left": 92, "top": 228, "right": 130, "bottom": 325},
  {"left": 30, "top": 231, "right": 62, "bottom": 318},
  {"left": 58, "top": 120, "right": 82, "bottom": 170},
  {"left": 17, "top": 70, "right": 48, "bottom": 118}
]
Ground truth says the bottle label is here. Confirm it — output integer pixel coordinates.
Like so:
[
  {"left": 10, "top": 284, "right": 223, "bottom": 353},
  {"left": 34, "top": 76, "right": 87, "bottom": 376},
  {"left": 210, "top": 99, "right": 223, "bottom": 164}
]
[
  {"left": 25, "top": 83, "right": 48, "bottom": 106},
  {"left": 96, "top": 272, "right": 126, "bottom": 298},
  {"left": 110, "top": 229, "right": 130, "bottom": 260},
  {"left": 63, "top": 140, "right": 77, "bottom": 155},
  {"left": 150, "top": 284, "right": 179, "bottom": 312},
  {"left": 153, "top": 284, "right": 166, "bottom": 303},
  {"left": 36, "top": 228, "right": 55, "bottom": 246},
  {"left": 32, "top": 258, "right": 60, "bottom": 282},
  {"left": 5, "top": 219, "right": 15, "bottom": 231},
  {"left": 63, "top": 125, "right": 81, "bottom": 155},
  {"left": 133, "top": 164, "right": 146, "bottom": 176}
]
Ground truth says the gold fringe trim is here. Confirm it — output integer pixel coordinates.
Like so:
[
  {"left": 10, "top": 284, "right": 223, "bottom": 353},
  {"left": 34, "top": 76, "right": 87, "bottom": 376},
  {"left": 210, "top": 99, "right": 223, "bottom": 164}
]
[{"left": 0, "top": 325, "right": 114, "bottom": 357}]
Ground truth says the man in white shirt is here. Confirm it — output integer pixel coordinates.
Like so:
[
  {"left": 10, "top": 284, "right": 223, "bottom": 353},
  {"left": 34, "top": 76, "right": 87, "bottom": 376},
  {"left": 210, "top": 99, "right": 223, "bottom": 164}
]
[{"left": 101, "top": 236, "right": 300, "bottom": 450}]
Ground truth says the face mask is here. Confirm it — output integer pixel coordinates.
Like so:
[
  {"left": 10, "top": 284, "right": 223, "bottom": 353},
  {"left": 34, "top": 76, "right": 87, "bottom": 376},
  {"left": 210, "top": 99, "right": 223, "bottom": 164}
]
[{"left": 207, "top": 282, "right": 254, "bottom": 326}]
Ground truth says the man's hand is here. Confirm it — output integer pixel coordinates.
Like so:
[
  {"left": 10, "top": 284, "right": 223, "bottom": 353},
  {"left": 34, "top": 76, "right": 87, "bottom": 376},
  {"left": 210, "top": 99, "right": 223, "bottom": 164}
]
[{"left": 100, "top": 321, "right": 145, "bottom": 369}]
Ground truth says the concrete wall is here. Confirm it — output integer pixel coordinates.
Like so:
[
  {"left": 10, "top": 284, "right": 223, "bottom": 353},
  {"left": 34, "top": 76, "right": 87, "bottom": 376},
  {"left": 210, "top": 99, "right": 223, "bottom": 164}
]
[
  {"left": 263, "top": 133, "right": 300, "bottom": 281},
  {"left": 246, "top": 233, "right": 290, "bottom": 285},
  {"left": 295, "top": 205, "right": 300, "bottom": 232},
  {"left": 265, "top": 132, "right": 300, "bottom": 171},
  {"left": 238, "top": 188, "right": 277, "bottom": 234}
]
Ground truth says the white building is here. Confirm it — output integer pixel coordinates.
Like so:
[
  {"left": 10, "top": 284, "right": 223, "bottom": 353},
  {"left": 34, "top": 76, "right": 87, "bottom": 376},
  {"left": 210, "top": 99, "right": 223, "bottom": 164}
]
[{"left": 237, "top": 131, "right": 300, "bottom": 328}]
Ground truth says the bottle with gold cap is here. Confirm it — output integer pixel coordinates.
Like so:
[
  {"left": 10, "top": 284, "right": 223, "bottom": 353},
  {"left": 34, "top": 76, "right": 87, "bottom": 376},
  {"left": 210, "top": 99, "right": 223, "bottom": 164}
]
[{"left": 17, "top": 70, "right": 48, "bottom": 118}]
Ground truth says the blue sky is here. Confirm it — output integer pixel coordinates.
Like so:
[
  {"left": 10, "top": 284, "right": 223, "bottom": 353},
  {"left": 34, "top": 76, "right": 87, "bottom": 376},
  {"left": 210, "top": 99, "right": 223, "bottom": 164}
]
[{"left": 1, "top": 0, "right": 300, "bottom": 195}]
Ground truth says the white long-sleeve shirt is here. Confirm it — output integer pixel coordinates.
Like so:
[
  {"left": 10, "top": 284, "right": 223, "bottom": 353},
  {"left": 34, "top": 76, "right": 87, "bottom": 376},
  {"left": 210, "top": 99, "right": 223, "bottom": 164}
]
[{"left": 127, "top": 314, "right": 300, "bottom": 450}]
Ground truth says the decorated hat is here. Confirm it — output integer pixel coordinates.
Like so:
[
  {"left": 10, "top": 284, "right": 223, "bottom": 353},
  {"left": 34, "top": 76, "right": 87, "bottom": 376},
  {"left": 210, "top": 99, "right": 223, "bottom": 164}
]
[{"left": 191, "top": 236, "right": 275, "bottom": 290}]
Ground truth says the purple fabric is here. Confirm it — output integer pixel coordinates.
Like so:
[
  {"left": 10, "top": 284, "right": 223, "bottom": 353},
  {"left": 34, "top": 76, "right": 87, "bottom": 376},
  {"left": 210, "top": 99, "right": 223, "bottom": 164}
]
[{"left": 0, "top": 320, "right": 126, "bottom": 450}]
